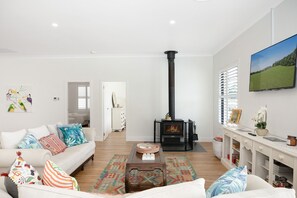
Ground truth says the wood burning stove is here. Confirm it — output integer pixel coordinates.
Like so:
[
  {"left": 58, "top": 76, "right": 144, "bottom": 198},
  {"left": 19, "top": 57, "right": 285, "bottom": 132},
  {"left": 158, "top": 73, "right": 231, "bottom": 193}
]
[
  {"left": 161, "top": 120, "right": 183, "bottom": 136},
  {"left": 153, "top": 50, "right": 197, "bottom": 151}
]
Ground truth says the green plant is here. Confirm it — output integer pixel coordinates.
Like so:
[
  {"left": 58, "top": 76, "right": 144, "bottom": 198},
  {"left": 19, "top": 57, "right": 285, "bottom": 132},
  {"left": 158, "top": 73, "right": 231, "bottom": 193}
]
[{"left": 255, "top": 121, "right": 266, "bottom": 129}]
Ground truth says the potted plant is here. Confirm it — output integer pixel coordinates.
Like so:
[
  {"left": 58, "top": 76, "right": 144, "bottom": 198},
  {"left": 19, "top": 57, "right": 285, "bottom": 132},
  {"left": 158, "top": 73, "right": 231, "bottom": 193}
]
[{"left": 252, "top": 106, "right": 268, "bottom": 136}]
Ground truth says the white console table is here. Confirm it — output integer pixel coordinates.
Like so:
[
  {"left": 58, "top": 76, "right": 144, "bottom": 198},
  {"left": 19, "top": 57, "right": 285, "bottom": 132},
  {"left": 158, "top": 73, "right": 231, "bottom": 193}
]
[{"left": 222, "top": 125, "right": 297, "bottom": 191}]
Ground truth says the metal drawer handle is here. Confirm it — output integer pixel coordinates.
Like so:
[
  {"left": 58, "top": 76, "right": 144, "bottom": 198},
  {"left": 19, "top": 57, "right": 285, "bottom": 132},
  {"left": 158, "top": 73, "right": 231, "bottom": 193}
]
[
  {"left": 279, "top": 155, "right": 284, "bottom": 160},
  {"left": 259, "top": 146, "right": 263, "bottom": 151}
]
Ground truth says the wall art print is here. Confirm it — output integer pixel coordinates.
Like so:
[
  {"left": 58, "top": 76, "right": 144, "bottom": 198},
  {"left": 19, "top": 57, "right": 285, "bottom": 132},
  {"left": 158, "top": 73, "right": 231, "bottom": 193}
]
[{"left": 6, "top": 86, "right": 32, "bottom": 113}]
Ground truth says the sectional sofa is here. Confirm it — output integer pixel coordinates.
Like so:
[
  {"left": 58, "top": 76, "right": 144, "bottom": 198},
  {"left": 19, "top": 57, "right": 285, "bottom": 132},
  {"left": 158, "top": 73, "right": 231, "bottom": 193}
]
[
  {"left": 0, "top": 175, "right": 294, "bottom": 198},
  {"left": 0, "top": 126, "right": 96, "bottom": 178}
]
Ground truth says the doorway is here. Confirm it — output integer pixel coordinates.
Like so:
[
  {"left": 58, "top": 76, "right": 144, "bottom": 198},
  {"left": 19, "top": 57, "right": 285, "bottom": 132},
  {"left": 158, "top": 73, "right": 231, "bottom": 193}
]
[
  {"left": 68, "top": 82, "right": 91, "bottom": 127},
  {"left": 102, "top": 82, "right": 126, "bottom": 141}
]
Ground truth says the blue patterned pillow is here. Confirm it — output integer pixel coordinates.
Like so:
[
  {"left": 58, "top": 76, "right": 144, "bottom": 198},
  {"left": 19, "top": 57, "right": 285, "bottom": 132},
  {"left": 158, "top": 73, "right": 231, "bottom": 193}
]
[
  {"left": 17, "top": 134, "right": 43, "bottom": 149},
  {"left": 206, "top": 166, "right": 247, "bottom": 198},
  {"left": 58, "top": 124, "right": 87, "bottom": 147}
]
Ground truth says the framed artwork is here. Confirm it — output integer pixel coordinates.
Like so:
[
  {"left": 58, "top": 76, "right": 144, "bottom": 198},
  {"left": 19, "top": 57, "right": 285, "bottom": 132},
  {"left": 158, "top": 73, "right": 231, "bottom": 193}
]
[
  {"left": 229, "top": 109, "right": 242, "bottom": 124},
  {"left": 6, "top": 86, "right": 32, "bottom": 113}
]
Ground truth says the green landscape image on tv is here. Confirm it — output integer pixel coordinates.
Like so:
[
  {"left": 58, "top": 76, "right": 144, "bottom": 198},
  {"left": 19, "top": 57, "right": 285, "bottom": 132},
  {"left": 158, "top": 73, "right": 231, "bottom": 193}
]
[{"left": 249, "top": 34, "right": 297, "bottom": 92}]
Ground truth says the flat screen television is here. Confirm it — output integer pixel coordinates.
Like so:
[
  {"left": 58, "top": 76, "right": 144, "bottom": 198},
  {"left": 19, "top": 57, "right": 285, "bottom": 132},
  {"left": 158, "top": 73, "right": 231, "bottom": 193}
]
[{"left": 249, "top": 34, "right": 297, "bottom": 92}]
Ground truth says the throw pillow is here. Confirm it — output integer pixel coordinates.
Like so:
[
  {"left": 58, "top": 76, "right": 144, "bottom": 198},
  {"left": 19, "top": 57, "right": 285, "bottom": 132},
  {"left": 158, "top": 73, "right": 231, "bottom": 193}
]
[
  {"left": 206, "top": 166, "right": 247, "bottom": 198},
  {"left": 27, "top": 125, "right": 50, "bottom": 140},
  {"left": 0, "top": 129, "right": 27, "bottom": 149},
  {"left": 58, "top": 124, "right": 87, "bottom": 147},
  {"left": 42, "top": 160, "right": 79, "bottom": 190},
  {"left": 17, "top": 134, "right": 43, "bottom": 149},
  {"left": 39, "top": 134, "right": 67, "bottom": 155},
  {"left": 4, "top": 151, "right": 42, "bottom": 198}
]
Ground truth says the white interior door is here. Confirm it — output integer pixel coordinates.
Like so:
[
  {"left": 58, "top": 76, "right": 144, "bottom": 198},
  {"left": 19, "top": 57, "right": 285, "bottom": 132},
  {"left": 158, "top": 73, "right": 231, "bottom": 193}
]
[{"left": 102, "top": 83, "right": 112, "bottom": 140}]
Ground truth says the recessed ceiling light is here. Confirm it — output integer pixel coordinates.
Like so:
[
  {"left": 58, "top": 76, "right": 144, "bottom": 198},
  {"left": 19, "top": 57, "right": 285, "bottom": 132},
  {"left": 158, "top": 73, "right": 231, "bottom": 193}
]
[
  {"left": 169, "top": 20, "right": 176, "bottom": 25},
  {"left": 90, "top": 50, "right": 97, "bottom": 54},
  {"left": 51, "top": 23, "right": 59, "bottom": 28}
]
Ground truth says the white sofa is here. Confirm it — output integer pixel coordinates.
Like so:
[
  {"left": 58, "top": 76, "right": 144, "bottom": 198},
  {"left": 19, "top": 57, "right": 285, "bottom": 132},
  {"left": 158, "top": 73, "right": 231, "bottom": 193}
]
[
  {"left": 0, "top": 127, "right": 96, "bottom": 176},
  {"left": 0, "top": 175, "right": 295, "bottom": 198}
]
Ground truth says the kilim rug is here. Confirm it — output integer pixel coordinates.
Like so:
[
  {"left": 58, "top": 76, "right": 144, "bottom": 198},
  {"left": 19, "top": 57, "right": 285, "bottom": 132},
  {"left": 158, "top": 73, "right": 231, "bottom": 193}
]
[{"left": 89, "top": 154, "right": 197, "bottom": 195}]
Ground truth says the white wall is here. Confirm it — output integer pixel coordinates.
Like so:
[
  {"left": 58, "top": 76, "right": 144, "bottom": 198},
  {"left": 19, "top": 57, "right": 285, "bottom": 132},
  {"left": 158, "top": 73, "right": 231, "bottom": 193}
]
[
  {"left": 213, "top": 0, "right": 297, "bottom": 139},
  {"left": 0, "top": 55, "right": 213, "bottom": 141}
]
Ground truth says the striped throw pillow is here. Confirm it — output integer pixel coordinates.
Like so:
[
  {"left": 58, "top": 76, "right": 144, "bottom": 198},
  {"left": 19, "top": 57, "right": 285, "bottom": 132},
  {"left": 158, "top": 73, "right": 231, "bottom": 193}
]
[
  {"left": 39, "top": 134, "right": 67, "bottom": 155},
  {"left": 42, "top": 160, "right": 79, "bottom": 190}
]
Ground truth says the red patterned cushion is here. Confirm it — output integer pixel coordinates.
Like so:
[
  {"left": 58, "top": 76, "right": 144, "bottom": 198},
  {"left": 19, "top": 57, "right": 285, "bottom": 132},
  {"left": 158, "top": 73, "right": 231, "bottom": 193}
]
[{"left": 39, "top": 134, "right": 67, "bottom": 155}]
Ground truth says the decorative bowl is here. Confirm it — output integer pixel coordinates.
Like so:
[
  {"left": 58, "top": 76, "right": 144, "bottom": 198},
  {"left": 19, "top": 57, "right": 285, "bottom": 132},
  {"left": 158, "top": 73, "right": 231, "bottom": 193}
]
[{"left": 136, "top": 143, "right": 160, "bottom": 154}]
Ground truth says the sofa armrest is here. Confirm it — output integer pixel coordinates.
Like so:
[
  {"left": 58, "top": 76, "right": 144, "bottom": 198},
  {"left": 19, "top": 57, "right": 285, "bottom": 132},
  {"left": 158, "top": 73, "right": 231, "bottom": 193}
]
[
  {"left": 83, "top": 127, "right": 96, "bottom": 141},
  {"left": 0, "top": 149, "right": 52, "bottom": 168},
  {"left": 246, "top": 175, "right": 273, "bottom": 191}
]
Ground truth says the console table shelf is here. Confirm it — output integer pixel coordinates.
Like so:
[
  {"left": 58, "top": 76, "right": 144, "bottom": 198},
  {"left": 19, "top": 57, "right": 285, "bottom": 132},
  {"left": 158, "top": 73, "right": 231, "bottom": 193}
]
[{"left": 222, "top": 125, "right": 297, "bottom": 192}]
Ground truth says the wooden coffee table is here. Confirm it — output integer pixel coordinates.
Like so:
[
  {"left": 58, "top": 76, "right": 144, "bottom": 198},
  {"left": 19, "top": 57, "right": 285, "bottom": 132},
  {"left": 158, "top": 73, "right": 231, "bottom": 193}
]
[{"left": 125, "top": 143, "right": 167, "bottom": 193}]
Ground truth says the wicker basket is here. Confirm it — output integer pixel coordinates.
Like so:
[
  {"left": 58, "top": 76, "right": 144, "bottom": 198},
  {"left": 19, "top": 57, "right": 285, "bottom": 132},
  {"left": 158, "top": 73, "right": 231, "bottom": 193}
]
[{"left": 136, "top": 143, "right": 160, "bottom": 154}]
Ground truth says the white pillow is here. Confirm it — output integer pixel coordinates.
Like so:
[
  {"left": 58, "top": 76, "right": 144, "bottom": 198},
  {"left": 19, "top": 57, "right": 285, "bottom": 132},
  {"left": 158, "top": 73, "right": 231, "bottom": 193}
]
[
  {"left": 47, "top": 124, "right": 59, "bottom": 137},
  {"left": 27, "top": 125, "right": 50, "bottom": 140},
  {"left": 0, "top": 129, "right": 27, "bottom": 149},
  {"left": 127, "top": 178, "right": 206, "bottom": 198}
]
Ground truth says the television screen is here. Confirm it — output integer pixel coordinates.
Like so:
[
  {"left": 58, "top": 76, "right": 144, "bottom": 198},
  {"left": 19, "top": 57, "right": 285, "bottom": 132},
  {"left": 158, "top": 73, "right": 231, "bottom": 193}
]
[{"left": 249, "top": 34, "right": 297, "bottom": 92}]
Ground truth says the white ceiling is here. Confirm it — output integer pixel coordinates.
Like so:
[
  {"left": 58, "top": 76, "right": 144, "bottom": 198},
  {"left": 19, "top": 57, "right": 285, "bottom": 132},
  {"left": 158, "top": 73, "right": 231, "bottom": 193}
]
[{"left": 0, "top": 0, "right": 284, "bottom": 57}]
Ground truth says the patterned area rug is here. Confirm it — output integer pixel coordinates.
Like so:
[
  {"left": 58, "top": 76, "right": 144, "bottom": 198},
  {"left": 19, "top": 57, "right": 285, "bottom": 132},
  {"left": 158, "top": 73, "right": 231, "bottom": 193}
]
[{"left": 89, "top": 154, "right": 197, "bottom": 195}]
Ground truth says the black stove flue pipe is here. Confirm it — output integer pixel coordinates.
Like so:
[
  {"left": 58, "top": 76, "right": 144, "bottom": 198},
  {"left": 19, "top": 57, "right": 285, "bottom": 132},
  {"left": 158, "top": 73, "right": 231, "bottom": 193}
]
[{"left": 164, "top": 50, "right": 178, "bottom": 120}]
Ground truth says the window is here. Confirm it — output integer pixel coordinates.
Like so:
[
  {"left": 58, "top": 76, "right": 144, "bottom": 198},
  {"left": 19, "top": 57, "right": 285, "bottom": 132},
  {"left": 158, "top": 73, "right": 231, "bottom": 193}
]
[
  {"left": 218, "top": 66, "right": 238, "bottom": 125},
  {"left": 78, "top": 85, "right": 90, "bottom": 110}
]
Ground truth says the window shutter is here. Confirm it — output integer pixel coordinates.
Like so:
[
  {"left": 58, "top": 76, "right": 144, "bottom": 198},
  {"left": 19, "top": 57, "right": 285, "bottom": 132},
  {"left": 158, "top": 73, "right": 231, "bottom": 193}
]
[{"left": 218, "top": 67, "right": 238, "bottom": 125}]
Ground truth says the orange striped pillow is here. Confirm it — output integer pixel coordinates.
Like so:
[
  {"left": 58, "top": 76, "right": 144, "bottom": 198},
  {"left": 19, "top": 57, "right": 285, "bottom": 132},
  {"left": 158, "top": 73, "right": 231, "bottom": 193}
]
[{"left": 42, "top": 160, "right": 79, "bottom": 190}]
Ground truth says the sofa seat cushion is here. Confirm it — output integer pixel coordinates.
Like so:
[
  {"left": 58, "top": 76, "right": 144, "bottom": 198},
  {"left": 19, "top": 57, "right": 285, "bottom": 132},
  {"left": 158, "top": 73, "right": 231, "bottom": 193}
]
[
  {"left": 0, "top": 188, "right": 12, "bottom": 198},
  {"left": 51, "top": 141, "right": 95, "bottom": 174}
]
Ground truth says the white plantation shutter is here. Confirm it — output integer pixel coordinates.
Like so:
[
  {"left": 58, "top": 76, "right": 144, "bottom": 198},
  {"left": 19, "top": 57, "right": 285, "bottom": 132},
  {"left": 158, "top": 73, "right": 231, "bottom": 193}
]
[{"left": 219, "top": 66, "right": 238, "bottom": 125}]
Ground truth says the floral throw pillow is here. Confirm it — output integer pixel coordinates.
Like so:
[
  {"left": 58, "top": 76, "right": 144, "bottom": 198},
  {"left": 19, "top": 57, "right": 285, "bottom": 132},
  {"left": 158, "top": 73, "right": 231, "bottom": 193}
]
[
  {"left": 42, "top": 160, "right": 79, "bottom": 190},
  {"left": 4, "top": 151, "right": 42, "bottom": 198},
  {"left": 206, "top": 166, "right": 247, "bottom": 198},
  {"left": 17, "top": 134, "right": 43, "bottom": 149},
  {"left": 58, "top": 124, "right": 87, "bottom": 147}
]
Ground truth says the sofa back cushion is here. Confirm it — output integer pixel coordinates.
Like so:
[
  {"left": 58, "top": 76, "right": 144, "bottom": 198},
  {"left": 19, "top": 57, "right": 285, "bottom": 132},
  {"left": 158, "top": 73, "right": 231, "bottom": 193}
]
[
  {"left": 0, "top": 129, "right": 27, "bottom": 149},
  {"left": 27, "top": 125, "right": 50, "bottom": 140}
]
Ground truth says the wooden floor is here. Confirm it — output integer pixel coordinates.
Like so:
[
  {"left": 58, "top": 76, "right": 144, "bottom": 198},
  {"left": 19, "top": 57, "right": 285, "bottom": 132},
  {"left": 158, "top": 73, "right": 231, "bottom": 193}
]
[{"left": 75, "top": 130, "right": 227, "bottom": 192}]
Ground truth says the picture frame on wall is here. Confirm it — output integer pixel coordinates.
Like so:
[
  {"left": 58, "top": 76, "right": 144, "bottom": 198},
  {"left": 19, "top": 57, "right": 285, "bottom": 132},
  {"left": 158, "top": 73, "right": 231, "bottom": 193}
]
[{"left": 6, "top": 85, "right": 33, "bottom": 113}]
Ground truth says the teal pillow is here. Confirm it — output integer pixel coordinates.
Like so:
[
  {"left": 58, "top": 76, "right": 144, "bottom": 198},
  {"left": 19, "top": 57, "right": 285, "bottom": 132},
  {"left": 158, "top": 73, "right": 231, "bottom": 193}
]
[
  {"left": 17, "top": 134, "right": 43, "bottom": 149},
  {"left": 58, "top": 124, "right": 87, "bottom": 147},
  {"left": 206, "top": 166, "right": 247, "bottom": 198}
]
